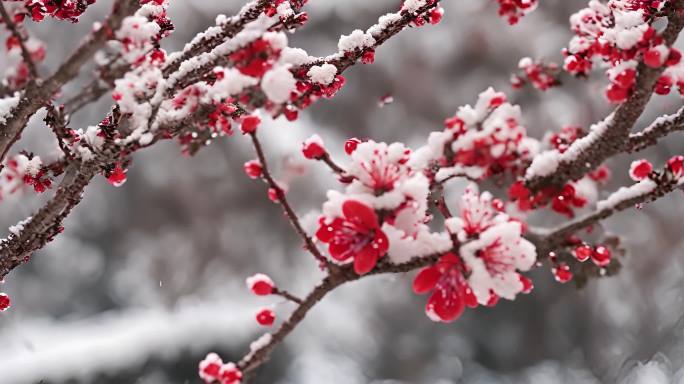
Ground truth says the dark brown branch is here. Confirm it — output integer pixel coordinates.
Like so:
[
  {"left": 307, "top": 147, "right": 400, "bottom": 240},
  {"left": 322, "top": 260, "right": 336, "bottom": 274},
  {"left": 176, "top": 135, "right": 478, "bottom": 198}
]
[
  {"left": 272, "top": 287, "right": 303, "bottom": 304},
  {"left": 534, "top": 170, "right": 683, "bottom": 255},
  {"left": 236, "top": 251, "right": 441, "bottom": 375},
  {"left": 44, "top": 104, "right": 73, "bottom": 160},
  {"left": 320, "top": 153, "right": 346, "bottom": 176},
  {"left": 161, "top": 0, "right": 277, "bottom": 77},
  {"left": 0, "top": 2, "right": 39, "bottom": 79},
  {"left": 248, "top": 131, "right": 333, "bottom": 270},
  {"left": 524, "top": 3, "right": 684, "bottom": 191},
  {"left": 0, "top": 0, "right": 140, "bottom": 167},
  {"left": 0, "top": 163, "right": 97, "bottom": 279},
  {"left": 287, "top": 1, "right": 442, "bottom": 110},
  {"left": 296, "top": 1, "right": 442, "bottom": 74}
]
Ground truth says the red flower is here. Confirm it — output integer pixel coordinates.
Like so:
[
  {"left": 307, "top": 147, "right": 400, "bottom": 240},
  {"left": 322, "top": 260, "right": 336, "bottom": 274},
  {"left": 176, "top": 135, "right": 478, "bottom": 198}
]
[
  {"left": 107, "top": 164, "right": 127, "bottom": 187},
  {"left": 0, "top": 293, "right": 10, "bottom": 311},
  {"left": 246, "top": 273, "right": 274, "bottom": 296},
  {"left": 316, "top": 200, "right": 389, "bottom": 275},
  {"left": 413, "top": 253, "right": 477, "bottom": 323},
  {"left": 241, "top": 115, "right": 261, "bottom": 134},
  {"left": 256, "top": 308, "right": 275, "bottom": 327}
]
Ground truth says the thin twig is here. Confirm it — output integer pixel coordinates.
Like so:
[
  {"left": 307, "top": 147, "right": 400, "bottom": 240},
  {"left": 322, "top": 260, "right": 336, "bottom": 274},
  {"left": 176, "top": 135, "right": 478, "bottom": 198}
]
[
  {"left": 0, "top": 0, "right": 140, "bottom": 167},
  {"left": 320, "top": 153, "right": 346, "bottom": 175},
  {"left": 0, "top": 2, "right": 39, "bottom": 79},
  {"left": 534, "top": 172, "right": 683, "bottom": 255},
  {"left": 272, "top": 288, "right": 303, "bottom": 304},
  {"left": 627, "top": 106, "right": 684, "bottom": 152},
  {"left": 248, "top": 131, "right": 334, "bottom": 270}
]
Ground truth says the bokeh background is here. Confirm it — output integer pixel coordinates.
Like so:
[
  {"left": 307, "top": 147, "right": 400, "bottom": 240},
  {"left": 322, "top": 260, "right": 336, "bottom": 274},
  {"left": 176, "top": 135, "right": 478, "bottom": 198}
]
[{"left": 2, "top": 0, "right": 684, "bottom": 383}]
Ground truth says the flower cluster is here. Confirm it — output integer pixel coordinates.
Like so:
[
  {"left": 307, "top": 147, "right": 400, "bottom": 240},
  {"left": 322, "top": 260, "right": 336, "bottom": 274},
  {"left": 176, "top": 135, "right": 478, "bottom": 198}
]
[
  {"left": 414, "top": 185, "right": 536, "bottom": 322},
  {"left": 564, "top": 0, "right": 682, "bottom": 102},
  {"left": 0, "top": 293, "right": 10, "bottom": 311},
  {"left": 315, "top": 140, "right": 452, "bottom": 273},
  {"left": 508, "top": 123, "right": 601, "bottom": 217},
  {"left": 112, "top": 0, "right": 173, "bottom": 145},
  {"left": 496, "top": 0, "right": 538, "bottom": 24},
  {"left": 0, "top": 154, "right": 56, "bottom": 199},
  {"left": 199, "top": 353, "right": 242, "bottom": 384},
  {"left": 411, "top": 88, "right": 540, "bottom": 181},
  {"left": 544, "top": 242, "right": 614, "bottom": 284},
  {"left": 3, "top": 34, "right": 45, "bottom": 90},
  {"left": 10, "top": 0, "right": 96, "bottom": 22},
  {"left": 511, "top": 57, "right": 561, "bottom": 91},
  {"left": 311, "top": 140, "right": 538, "bottom": 322}
]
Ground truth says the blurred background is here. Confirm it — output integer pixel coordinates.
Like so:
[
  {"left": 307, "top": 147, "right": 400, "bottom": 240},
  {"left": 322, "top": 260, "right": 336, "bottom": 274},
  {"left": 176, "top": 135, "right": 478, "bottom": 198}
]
[{"left": 2, "top": 0, "right": 684, "bottom": 383}]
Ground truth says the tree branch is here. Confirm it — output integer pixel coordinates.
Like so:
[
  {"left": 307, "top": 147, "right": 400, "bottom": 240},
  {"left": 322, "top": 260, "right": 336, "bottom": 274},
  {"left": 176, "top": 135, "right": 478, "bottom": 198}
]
[
  {"left": 161, "top": 0, "right": 278, "bottom": 77},
  {"left": 627, "top": 106, "right": 684, "bottom": 152},
  {"left": 236, "top": 251, "right": 442, "bottom": 376},
  {"left": 0, "top": 1, "right": 39, "bottom": 80},
  {"left": 0, "top": 163, "right": 97, "bottom": 279},
  {"left": 524, "top": 3, "right": 684, "bottom": 190},
  {"left": 0, "top": 0, "right": 140, "bottom": 166},
  {"left": 534, "top": 170, "right": 683, "bottom": 255},
  {"left": 248, "top": 131, "right": 334, "bottom": 270}
]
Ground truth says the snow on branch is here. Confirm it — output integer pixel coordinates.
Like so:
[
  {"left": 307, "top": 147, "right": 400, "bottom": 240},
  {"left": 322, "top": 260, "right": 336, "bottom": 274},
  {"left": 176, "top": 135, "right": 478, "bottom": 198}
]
[
  {"left": 627, "top": 106, "right": 684, "bottom": 152},
  {"left": 524, "top": 1, "right": 684, "bottom": 191}
]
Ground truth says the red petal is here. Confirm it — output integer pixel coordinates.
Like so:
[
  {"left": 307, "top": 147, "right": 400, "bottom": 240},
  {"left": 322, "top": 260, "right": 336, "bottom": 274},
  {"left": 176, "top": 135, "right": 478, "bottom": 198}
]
[
  {"left": 315, "top": 220, "right": 337, "bottom": 243},
  {"left": 427, "top": 288, "right": 464, "bottom": 323},
  {"left": 413, "top": 267, "right": 441, "bottom": 294},
  {"left": 439, "top": 252, "right": 460, "bottom": 266},
  {"left": 329, "top": 242, "right": 351, "bottom": 261},
  {"left": 354, "top": 244, "right": 379, "bottom": 275},
  {"left": 464, "top": 287, "right": 478, "bottom": 308},
  {"left": 342, "top": 200, "right": 379, "bottom": 229}
]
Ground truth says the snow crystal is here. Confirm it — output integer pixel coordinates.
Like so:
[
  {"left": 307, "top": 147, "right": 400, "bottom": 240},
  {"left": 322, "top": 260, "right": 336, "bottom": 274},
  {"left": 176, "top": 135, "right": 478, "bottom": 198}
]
[
  {"left": 24, "top": 156, "right": 42, "bottom": 177},
  {"left": 596, "top": 178, "right": 657, "bottom": 211},
  {"left": 562, "top": 113, "right": 613, "bottom": 160},
  {"left": 402, "top": 0, "right": 428, "bottom": 14},
  {"left": 633, "top": 107, "right": 684, "bottom": 141},
  {"left": 607, "top": 60, "right": 637, "bottom": 81},
  {"left": 338, "top": 29, "right": 375, "bottom": 52},
  {"left": 242, "top": 333, "right": 273, "bottom": 362},
  {"left": 208, "top": 68, "right": 260, "bottom": 102},
  {"left": 276, "top": 2, "right": 294, "bottom": 18},
  {"left": 383, "top": 224, "right": 452, "bottom": 264},
  {"left": 249, "top": 333, "right": 272, "bottom": 352},
  {"left": 307, "top": 64, "right": 337, "bottom": 85},
  {"left": 0, "top": 93, "right": 21, "bottom": 125},
  {"left": 303, "top": 134, "right": 324, "bottom": 149},
  {"left": 261, "top": 66, "right": 296, "bottom": 103},
  {"left": 246, "top": 273, "right": 273, "bottom": 289},
  {"left": 84, "top": 126, "right": 105, "bottom": 149},
  {"left": 518, "top": 57, "right": 534, "bottom": 68},
  {"left": 525, "top": 150, "right": 561, "bottom": 178},
  {"left": 280, "top": 47, "right": 312, "bottom": 65},
  {"left": 368, "top": 13, "right": 402, "bottom": 36},
  {"left": 526, "top": 114, "right": 614, "bottom": 179},
  {"left": 263, "top": 31, "right": 288, "bottom": 51},
  {"left": 604, "top": 10, "right": 648, "bottom": 50},
  {"left": 167, "top": 14, "right": 275, "bottom": 93},
  {"left": 8, "top": 216, "right": 31, "bottom": 237},
  {"left": 572, "top": 176, "right": 598, "bottom": 205},
  {"left": 435, "top": 165, "right": 485, "bottom": 182}
]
